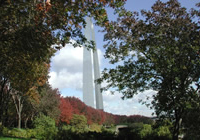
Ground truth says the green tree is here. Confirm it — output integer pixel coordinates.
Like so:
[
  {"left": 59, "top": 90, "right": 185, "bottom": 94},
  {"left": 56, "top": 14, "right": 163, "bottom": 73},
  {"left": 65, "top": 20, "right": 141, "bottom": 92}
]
[
  {"left": 22, "top": 83, "right": 60, "bottom": 128},
  {"left": 100, "top": 1, "right": 200, "bottom": 140},
  {"left": 0, "top": 0, "right": 126, "bottom": 75},
  {"left": 10, "top": 61, "right": 50, "bottom": 129},
  {"left": 0, "top": 0, "right": 125, "bottom": 128},
  {"left": 70, "top": 114, "right": 88, "bottom": 133},
  {"left": 153, "top": 126, "right": 172, "bottom": 140},
  {"left": 89, "top": 123, "right": 102, "bottom": 132},
  {"left": 139, "top": 124, "right": 152, "bottom": 139},
  {"left": 38, "top": 84, "right": 60, "bottom": 121},
  {"left": 182, "top": 92, "right": 200, "bottom": 139},
  {"left": 33, "top": 113, "right": 58, "bottom": 140},
  {"left": 0, "top": 77, "right": 12, "bottom": 126}
]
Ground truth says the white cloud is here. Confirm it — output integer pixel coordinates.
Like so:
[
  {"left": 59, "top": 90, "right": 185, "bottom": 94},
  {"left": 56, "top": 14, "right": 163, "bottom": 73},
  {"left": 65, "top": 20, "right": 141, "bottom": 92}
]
[
  {"left": 49, "top": 44, "right": 83, "bottom": 90},
  {"left": 49, "top": 70, "right": 82, "bottom": 90},
  {"left": 49, "top": 44, "right": 103, "bottom": 91},
  {"left": 102, "top": 90, "right": 156, "bottom": 116},
  {"left": 51, "top": 44, "right": 83, "bottom": 73}
]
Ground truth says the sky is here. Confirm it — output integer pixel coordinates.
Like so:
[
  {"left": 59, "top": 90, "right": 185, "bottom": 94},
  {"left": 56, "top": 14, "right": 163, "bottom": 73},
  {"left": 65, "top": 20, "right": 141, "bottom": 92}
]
[{"left": 48, "top": 0, "right": 199, "bottom": 117}]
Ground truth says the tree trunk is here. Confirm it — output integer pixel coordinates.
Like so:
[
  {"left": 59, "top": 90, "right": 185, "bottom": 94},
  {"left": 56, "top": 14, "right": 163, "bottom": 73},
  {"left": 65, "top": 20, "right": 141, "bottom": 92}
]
[
  {"left": 173, "top": 131, "right": 179, "bottom": 140},
  {"left": 17, "top": 96, "right": 23, "bottom": 129},
  {"left": 12, "top": 92, "right": 23, "bottom": 129},
  {"left": 18, "top": 112, "right": 21, "bottom": 129},
  {"left": 25, "top": 117, "right": 28, "bottom": 128},
  {"left": 173, "top": 111, "right": 182, "bottom": 140},
  {"left": 0, "top": 78, "right": 7, "bottom": 125}
]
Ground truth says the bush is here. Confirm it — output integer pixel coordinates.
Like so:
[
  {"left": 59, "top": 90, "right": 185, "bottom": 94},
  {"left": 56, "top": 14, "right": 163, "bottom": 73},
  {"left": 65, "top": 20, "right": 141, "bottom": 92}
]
[
  {"left": 7, "top": 128, "right": 27, "bottom": 138},
  {"left": 26, "top": 129, "right": 36, "bottom": 138},
  {"left": 57, "top": 124, "right": 116, "bottom": 140},
  {"left": 70, "top": 114, "right": 88, "bottom": 133},
  {"left": 89, "top": 123, "right": 102, "bottom": 132},
  {"left": 117, "top": 123, "right": 153, "bottom": 140},
  {"left": 1, "top": 127, "right": 35, "bottom": 139},
  {"left": 57, "top": 125, "right": 72, "bottom": 140},
  {"left": 139, "top": 124, "right": 152, "bottom": 139},
  {"left": 34, "top": 114, "right": 58, "bottom": 140},
  {"left": 152, "top": 126, "right": 172, "bottom": 140},
  {"left": 2, "top": 127, "right": 8, "bottom": 136}
]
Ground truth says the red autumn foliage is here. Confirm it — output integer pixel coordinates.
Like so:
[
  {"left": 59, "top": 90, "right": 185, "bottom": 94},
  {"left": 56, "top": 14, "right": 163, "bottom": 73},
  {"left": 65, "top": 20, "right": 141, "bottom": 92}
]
[
  {"left": 58, "top": 96, "right": 153, "bottom": 125},
  {"left": 59, "top": 98, "right": 73, "bottom": 124}
]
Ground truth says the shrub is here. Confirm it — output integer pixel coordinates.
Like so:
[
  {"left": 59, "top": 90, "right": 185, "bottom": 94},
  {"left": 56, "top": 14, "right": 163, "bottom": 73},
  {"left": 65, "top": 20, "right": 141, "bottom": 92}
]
[
  {"left": 57, "top": 125, "right": 73, "bottom": 140},
  {"left": 70, "top": 114, "right": 88, "bottom": 133},
  {"left": 139, "top": 124, "right": 152, "bottom": 139},
  {"left": 117, "top": 123, "right": 153, "bottom": 140},
  {"left": 2, "top": 127, "right": 9, "bottom": 136},
  {"left": 153, "top": 126, "right": 172, "bottom": 140},
  {"left": 34, "top": 114, "right": 58, "bottom": 140},
  {"left": 1, "top": 127, "right": 36, "bottom": 139},
  {"left": 26, "top": 129, "right": 36, "bottom": 138},
  {"left": 8, "top": 128, "right": 27, "bottom": 138},
  {"left": 89, "top": 123, "right": 102, "bottom": 132}
]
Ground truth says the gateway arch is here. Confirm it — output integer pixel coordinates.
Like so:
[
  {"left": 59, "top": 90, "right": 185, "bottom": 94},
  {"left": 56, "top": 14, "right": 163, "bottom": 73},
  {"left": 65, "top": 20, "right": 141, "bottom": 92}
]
[{"left": 83, "top": 17, "right": 104, "bottom": 110}]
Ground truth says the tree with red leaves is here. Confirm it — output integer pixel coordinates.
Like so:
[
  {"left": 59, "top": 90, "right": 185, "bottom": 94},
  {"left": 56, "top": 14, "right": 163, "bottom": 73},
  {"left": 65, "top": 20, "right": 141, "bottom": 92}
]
[{"left": 59, "top": 98, "right": 73, "bottom": 124}]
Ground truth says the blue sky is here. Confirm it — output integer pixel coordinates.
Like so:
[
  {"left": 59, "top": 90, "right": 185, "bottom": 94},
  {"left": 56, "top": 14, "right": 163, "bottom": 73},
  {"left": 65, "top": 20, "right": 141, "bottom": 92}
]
[{"left": 49, "top": 0, "right": 199, "bottom": 116}]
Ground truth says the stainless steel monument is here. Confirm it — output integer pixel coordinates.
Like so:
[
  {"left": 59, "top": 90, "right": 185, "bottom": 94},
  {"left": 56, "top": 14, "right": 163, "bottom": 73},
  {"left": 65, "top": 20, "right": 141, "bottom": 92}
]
[{"left": 83, "top": 17, "right": 104, "bottom": 110}]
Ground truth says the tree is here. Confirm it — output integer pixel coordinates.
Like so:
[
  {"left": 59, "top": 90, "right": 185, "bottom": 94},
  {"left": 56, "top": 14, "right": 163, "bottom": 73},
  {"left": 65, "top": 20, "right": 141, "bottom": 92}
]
[
  {"left": 38, "top": 84, "right": 60, "bottom": 121},
  {"left": 59, "top": 98, "right": 73, "bottom": 124},
  {"left": 0, "top": 0, "right": 126, "bottom": 83},
  {"left": 0, "top": 77, "right": 12, "bottom": 126},
  {"left": 0, "top": 0, "right": 126, "bottom": 127},
  {"left": 100, "top": 0, "right": 200, "bottom": 140},
  {"left": 18, "top": 83, "right": 60, "bottom": 129},
  {"left": 153, "top": 126, "right": 172, "bottom": 140},
  {"left": 10, "top": 61, "right": 50, "bottom": 129},
  {"left": 70, "top": 114, "right": 88, "bottom": 133},
  {"left": 33, "top": 113, "right": 58, "bottom": 140},
  {"left": 182, "top": 92, "right": 200, "bottom": 139}
]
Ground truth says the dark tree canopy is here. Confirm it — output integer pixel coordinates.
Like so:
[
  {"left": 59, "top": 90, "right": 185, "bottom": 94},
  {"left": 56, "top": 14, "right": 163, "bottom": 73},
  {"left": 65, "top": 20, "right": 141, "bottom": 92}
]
[
  {"left": 0, "top": 0, "right": 126, "bottom": 93},
  {"left": 100, "top": 0, "right": 200, "bottom": 139},
  {"left": 0, "top": 0, "right": 126, "bottom": 127}
]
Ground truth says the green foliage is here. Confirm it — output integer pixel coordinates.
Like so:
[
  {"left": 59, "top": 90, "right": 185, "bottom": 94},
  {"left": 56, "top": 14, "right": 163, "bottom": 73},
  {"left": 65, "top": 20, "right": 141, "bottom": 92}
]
[
  {"left": 100, "top": 128, "right": 116, "bottom": 139},
  {"left": 100, "top": 0, "right": 200, "bottom": 139},
  {"left": 117, "top": 123, "right": 145, "bottom": 140},
  {"left": 0, "top": 0, "right": 125, "bottom": 129},
  {"left": 57, "top": 124, "right": 116, "bottom": 140},
  {"left": 0, "top": 0, "right": 126, "bottom": 93},
  {"left": 38, "top": 84, "right": 60, "bottom": 121},
  {"left": 117, "top": 122, "right": 173, "bottom": 140},
  {"left": 89, "top": 123, "right": 102, "bottom": 132},
  {"left": 7, "top": 128, "right": 27, "bottom": 138},
  {"left": 2, "top": 127, "right": 8, "bottom": 137},
  {"left": 33, "top": 114, "right": 58, "bottom": 140},
  {"left": 70, "top": 114, "right": 88, "bottom": 133},
  {"left": 0, "top": 137, "right": 29, "bottom": 140},
  {"left": 129, "top": 123, "right": 152, "bottom": 139},
  {"left": 57, "top": 125, "right": 74, "bottom": 140},
  {"left": 139, "top": 124, "right": 152, "bottom": 139},
  {"left": 182, "top": 93, "right": 200, "bottom": 140},
  {"left": 153, "top": 126, "right": 172, "bottom": 140},
  {"left": 1, "top": 127, "right": 35, "bottom": 139}
]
